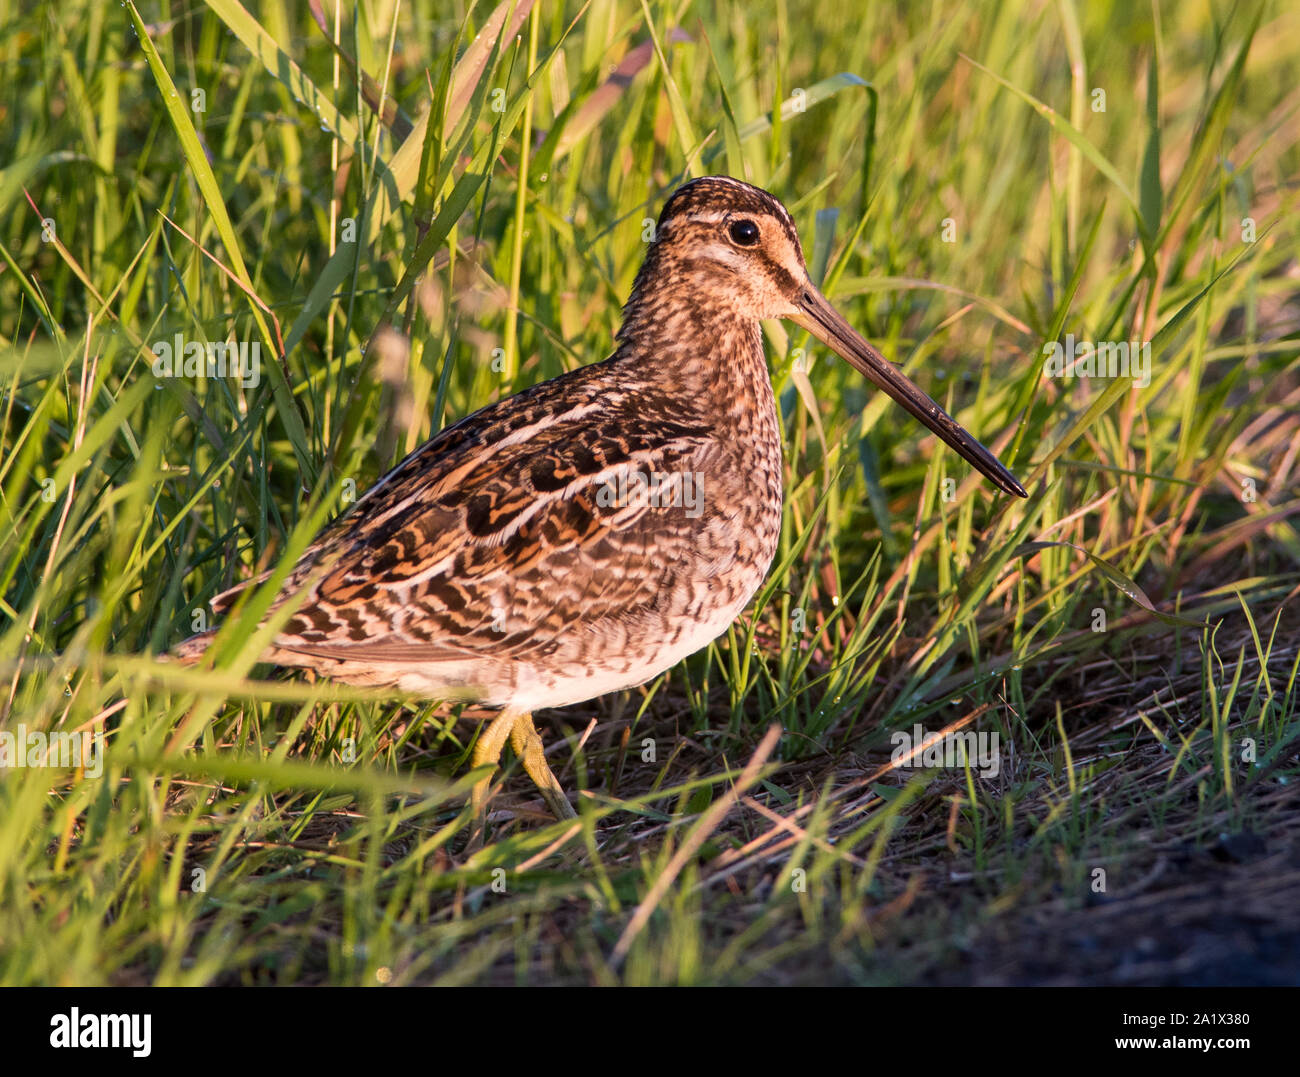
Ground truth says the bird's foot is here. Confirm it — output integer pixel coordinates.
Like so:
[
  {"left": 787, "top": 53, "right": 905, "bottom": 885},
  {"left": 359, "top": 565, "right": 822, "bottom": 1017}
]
[{"left": 467, "top": 709, "right": 576, "bottom": 848}]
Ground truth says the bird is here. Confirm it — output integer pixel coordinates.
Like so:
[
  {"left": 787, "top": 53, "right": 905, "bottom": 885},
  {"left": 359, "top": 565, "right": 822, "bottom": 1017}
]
[{"left": 172, "top": 176, "right": 1027, "bottom": 828}]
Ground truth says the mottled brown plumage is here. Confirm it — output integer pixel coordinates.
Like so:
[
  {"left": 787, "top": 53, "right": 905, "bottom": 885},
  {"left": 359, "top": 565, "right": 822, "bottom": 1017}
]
[{"left": 174, "top": 176, "right": 1026, "bottom": 823}]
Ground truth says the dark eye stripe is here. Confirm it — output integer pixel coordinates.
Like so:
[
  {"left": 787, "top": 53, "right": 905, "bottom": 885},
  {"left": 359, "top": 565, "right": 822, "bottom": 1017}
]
[{"left": 760, "top": 254, "right": 799, "bottom": 295}]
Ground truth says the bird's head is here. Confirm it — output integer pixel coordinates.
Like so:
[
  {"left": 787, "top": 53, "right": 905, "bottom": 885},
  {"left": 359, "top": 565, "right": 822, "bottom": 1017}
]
[
  {"left": 640, "top": 176, "right": 1027, "bottom": 498},
  {"left": 649, "top": 175, "right": 811, "bottom": 321}
]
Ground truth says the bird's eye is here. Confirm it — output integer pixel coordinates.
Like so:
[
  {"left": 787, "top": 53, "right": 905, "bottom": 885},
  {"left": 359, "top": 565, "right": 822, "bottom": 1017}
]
[{"left": 728, "top": 219, "right": 760, "bottom": 246}]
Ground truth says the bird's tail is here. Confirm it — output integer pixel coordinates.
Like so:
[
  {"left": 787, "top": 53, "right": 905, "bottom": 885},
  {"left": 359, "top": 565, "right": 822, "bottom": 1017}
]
[{"left": 166, "top": 629, "right": 219, "bottom": 665}]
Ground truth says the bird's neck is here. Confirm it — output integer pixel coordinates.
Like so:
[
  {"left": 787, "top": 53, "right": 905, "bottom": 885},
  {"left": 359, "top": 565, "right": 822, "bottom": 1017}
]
[{"left": 614, "top": 273, "right": 773, "bottom": 422}]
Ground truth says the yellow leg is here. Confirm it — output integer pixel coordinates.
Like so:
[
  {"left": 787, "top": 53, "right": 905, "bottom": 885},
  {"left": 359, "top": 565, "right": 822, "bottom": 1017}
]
[
  {"left": 469, "top": 708, "right": 517, "bottom": 827},
  {"left": 509, "top": 712, "right": 578, "bottom": 821}
]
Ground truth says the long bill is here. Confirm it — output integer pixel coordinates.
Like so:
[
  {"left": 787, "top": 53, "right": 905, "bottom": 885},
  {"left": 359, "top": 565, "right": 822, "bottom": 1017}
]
[{"left": 789, "top": 286, "right": 1028, "bottom": 498}]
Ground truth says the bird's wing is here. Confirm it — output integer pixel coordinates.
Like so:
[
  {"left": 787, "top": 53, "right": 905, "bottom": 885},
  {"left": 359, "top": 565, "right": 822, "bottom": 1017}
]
[{"left": 210, "top": 364, "right": 718, "bottom": 662}]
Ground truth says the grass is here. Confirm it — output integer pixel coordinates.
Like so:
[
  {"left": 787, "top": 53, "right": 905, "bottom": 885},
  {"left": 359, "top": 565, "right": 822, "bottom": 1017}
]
[{"left": 1, "top": 0, "right": 1298, "bottom": 986}]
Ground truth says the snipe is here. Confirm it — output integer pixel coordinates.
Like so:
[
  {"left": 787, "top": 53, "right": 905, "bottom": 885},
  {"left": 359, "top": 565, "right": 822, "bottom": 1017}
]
[{"left": 174, "top": 176, "right": 1026, "bottom": 827}]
